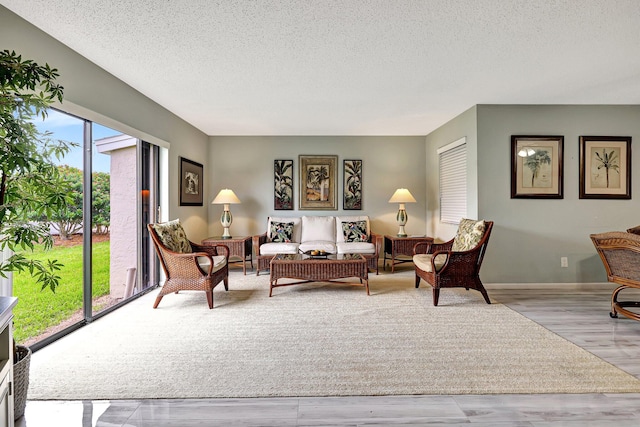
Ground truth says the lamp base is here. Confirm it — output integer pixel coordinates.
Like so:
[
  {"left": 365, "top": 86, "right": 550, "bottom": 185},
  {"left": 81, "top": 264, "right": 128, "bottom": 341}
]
[
  {"left": 220, "top": 208, "right": 233, "bottom": 239},
  {"left": 221, "top": 228, "right": 232, "bottom": 239},
  {"left": 396, "top": 209, "right": 408, "bottom": 238}
]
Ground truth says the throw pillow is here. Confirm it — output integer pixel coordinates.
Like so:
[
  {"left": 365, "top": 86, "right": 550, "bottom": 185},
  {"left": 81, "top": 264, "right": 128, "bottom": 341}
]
[
  {"left": 151, "top": 219, "right": 192, "bottom": 253},
  {"left": 451, "top": 219, "right": 486, "bottom": 252},
  {"left": 270, "top": 221, "right": 294, "bottom": 243},
  {"left": 342, "top": 220, "right": 368, "bottom": 243}
]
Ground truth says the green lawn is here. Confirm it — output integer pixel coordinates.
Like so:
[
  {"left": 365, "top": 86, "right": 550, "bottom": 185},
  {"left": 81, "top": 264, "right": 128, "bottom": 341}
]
[{"left": 12, "top": 240, "right": 110, "bottom": 344}]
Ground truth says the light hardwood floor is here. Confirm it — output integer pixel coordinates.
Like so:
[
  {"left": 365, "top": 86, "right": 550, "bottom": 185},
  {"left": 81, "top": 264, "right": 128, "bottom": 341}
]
[{"left": 16, "top": 278, "right": 640, "bottom": 426}]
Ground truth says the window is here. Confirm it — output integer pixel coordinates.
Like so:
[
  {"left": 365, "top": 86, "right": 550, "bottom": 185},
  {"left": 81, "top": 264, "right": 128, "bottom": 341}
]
[{"left": 438, "top": 137, "right": 467, "bottom": 224}]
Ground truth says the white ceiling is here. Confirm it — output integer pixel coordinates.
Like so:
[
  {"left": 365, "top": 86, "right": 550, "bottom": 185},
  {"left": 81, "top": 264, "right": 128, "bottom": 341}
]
[{"left": 3, "top": 1, "right": 640, "bottom": 136}]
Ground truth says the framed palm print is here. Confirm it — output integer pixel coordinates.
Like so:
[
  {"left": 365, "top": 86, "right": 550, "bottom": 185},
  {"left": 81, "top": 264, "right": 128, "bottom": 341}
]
[
  {"left": 274, "top": 159, "right": 294, "bottom": 210},
  {"left": 299, "top": 155, "right": 337, "bottom": 210},
  {"left": 579, "top": 136, "right": 631, "bottom": 199},
  {"left": 343, "top": 159, "right": 362, "bottom": 210},
  {"left": 511, "top": 135, "right": 564, "bottom": 199}
]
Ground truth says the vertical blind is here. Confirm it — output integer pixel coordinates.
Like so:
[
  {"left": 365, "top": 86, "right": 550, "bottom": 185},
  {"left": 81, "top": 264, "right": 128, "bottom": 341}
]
[{"left": 438, "top": 138, "right": 467, "bottom": 224}]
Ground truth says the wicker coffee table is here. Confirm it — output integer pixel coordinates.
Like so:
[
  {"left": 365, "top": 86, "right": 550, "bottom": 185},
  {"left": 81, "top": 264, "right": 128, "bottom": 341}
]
[{"left": 269, "top": 253, "right": 369, "bottom": 296}]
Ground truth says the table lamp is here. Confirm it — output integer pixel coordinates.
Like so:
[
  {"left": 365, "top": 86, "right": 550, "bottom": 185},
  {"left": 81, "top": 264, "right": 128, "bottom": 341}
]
[
  {"left": 388, "top": 188, "right": 416, "bottom": 237},
  {"left": 211, "top": 189, "right": 241, "bottom": 239}
]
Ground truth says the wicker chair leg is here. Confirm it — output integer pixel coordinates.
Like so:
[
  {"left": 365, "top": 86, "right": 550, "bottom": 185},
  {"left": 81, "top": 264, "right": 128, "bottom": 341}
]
[
  {"left": 415, "top": 275, "right": 421, "bottom": 288},
  {"left": 153, "top": 295, "right": 163, "bottom": 309},
  {"left": 206, "top": 291, "right": 214, "bottom": 309},
  {"left": 480, "top": 287, "right": 491, "bottom": 304},
  {"left": 433, "top": 288, "right": 440, "bottom": 306},
  {"left": 223, "top": 277, "right": 229, "bottom": 291}
]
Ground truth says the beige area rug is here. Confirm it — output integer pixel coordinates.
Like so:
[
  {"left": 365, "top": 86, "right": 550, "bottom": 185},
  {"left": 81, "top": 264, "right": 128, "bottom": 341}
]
[{"left": 28, "top": 269, "right": 640, "bottom": 400}]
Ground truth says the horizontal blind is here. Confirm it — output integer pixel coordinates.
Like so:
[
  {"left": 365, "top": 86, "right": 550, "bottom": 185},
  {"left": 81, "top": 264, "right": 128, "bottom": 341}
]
[{"left": 439, "top": 141, "right": 467, "bottom": 224}]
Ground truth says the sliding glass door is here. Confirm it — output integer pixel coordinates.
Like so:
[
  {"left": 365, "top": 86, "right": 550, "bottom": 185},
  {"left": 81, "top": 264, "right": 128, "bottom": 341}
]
[{"left": 11, "top": 109, "right": 160, "bottom": 350}]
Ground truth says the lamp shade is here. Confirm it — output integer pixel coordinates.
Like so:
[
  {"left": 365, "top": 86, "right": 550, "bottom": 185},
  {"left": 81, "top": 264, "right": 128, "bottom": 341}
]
[
  {"left": 388, "top": 188, "right": 416, "bottom": 204},
  {"left": 211, "top": 189, "right": 241, "bottom": 204}
]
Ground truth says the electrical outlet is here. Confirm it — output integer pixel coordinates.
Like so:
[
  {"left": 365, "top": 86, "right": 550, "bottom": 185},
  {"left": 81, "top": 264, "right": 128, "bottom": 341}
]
[{"left": 561, "top": 257, "right": 568, "bottom": 268}]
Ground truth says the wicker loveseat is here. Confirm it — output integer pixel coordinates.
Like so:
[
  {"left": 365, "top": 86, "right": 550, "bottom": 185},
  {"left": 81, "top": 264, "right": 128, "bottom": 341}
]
[
  {"left": 590, "top": 230, "right": 640, "bottom": 322},
  {"left": 252, "top": 215, "right": 381, "bottom": 275}
]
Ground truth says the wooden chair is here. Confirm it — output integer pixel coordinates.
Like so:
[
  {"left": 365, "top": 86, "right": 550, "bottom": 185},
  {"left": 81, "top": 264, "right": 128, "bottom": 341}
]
[
  {"left": 413, "top": 220, "right": 493, "bottom": 306},
  {"left": 148, "top": 220, "right": 230, "bottom": 309},
  {"left": 590, "top": 231, "right": 640, "bottom": 322}
]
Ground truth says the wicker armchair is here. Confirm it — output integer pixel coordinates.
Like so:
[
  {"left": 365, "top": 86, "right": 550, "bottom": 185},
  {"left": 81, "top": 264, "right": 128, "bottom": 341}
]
[
  {"left": 413, "top": 220, "right": 493, "bottom": 306},
  {"left": 148, "top": 220, "right": 230, "bottom": 309},
  {"left": 590, "top": 231, "right": 640, "bottom": 321}
]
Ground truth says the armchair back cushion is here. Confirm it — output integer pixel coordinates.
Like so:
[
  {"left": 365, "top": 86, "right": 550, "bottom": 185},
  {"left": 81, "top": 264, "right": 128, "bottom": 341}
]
[
  {"left": 150, "top": 219, "right": 192, "bottom": 253},
  {"left": 451, "top": 218, "right": 486, "bottom": 252},
  {"left": 336, "top": 215, "right": 371, "bottom": 243},
  {"left": 267, "top": 216, "right": 302, "bottom": 243}
]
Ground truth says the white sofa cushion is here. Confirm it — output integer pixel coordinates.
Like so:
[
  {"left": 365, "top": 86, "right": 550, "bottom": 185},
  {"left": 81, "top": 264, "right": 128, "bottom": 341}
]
[
  {"left": 412, "top": 254, "right": 447, "bottom": 273},
  {"left": 300, "top": 216, "right": 335, "bottom": 243},
  {"left": 336, "top": 242, "right": 376, "bottom": 254},
  {"left": 298, "top": 241, "right": 336, "bottom": 254},
  {"left": 336, "top": 215, "right": 370, "bottom": 243},
  {"left": 197, "top": 255, "right": 227, "bottom": 273},
  {"left": 259, "top": 242, "right": 300, "bottom": 255},
  {"left": 267, "top": 216, "right": 302, "bottom": 243}
]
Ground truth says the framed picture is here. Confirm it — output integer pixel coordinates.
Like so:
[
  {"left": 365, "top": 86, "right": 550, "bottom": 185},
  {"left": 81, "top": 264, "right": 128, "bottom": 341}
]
[
  {"left": 274, "top": 159, "right": 294, "bottom": 210},
  {"left": 299, "top": 155, "right": 338, "bottom": 210},
  {"left": 579, "top": 136, "right": 632, "bottom": 199},
  {"left": 343, "top": 159, "right": 362, "bottom": 210},
  {"left": 179, "top": 157, "right": 203, "bottom": 206},
  {"left": 511, "top": 135, "right": 564, "bottom": 199}
]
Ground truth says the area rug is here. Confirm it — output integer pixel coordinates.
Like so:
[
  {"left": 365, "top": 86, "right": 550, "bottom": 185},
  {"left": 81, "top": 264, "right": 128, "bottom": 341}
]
[{"left": 28, "top": 270, "right": 640, "bottom": 400}]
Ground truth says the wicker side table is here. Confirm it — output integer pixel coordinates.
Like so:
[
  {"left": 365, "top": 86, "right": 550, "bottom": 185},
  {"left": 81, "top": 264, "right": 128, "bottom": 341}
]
[
  {"left": 269, "top": 253, "right": 369, "bottom": 296},
  {"left": 202, "top": 235, "right": 252, "bottom": 274},
  {"left": 383, "top": 235, "right": 434, "bottom": 273}
]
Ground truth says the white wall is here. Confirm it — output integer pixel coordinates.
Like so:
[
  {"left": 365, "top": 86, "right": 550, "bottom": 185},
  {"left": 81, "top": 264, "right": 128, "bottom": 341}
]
[{"left": 207, "top": 136, "right": 427, "bottom": 238}]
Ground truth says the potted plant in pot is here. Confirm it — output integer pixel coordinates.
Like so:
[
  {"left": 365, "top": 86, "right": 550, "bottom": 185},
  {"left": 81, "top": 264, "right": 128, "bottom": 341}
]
[{"left": 1, "top": 49, "right": 74, "bottom": 418}]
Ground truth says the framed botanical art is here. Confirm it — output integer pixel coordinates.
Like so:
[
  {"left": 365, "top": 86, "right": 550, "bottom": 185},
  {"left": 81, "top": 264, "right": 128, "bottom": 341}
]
[
  {"left": 343, "top": 159, "right": 362, "bottom": 210},
  {"left": 179, "top": 157, "right": 203, "bottom": 206},
  {"left": 579, "top": 136, "right": 631, "bottom": 199},
  {"left": 274, "top": 159, "right": 293, "bottom": 210},
  {"left": 511, "top": 135, "right": 564, "bottom": 199},
  {"left": 299, "top": 155, "right": 337, "bottom": 210}
]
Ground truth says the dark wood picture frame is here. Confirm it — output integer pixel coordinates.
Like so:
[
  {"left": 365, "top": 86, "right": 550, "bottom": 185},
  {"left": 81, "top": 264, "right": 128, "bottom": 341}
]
[
  {"left": 579, "top": 136, "right": 632, "bottom": 199},
  {"left": 179, "top": 157, "right": 204, "bottom": 206},
  {"left": 274, "top": 159, "right": 294, "bottom": 210},
  {"left": 299, "top": 155, "right": 338, "bottom": 210},
  {"left": 343, "top": 159, "right": 362, "bottom": 210},
  {"left": 511, "top": 135, "right": 564, "bottom": 199}
]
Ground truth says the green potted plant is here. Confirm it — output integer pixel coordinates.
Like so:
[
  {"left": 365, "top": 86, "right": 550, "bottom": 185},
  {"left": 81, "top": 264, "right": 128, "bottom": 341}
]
[{"left": 1, "top": 49, "right": 74, "bottom": 418}]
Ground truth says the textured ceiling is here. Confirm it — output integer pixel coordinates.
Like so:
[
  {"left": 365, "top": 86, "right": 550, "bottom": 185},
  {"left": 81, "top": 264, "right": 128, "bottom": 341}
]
[{"left": 2, "top": 1, "right": 640, "bottom": 136}]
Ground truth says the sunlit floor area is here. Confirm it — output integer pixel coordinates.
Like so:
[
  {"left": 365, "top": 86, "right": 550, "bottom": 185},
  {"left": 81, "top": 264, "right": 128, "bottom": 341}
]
[{"left": 15, "top": 274, "right": 640, "bottom": 426}]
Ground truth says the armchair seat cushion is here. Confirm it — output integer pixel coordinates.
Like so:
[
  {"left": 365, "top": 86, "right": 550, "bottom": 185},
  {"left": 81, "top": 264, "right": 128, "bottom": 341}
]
[
  {"left": 413, "top": 254, "right": 446, "bottom": 273},
  {"left": 197, "top": 255, "right": 228, "bottom": 273},
  {"left": 337, "top": 242, "right": 376, "bottom": 254},
  {"left": 298, "top": 241, "right": 336, "bottom": 254},
  {"left": 260, "top": 242, "right": 300, "bottom": 255}
]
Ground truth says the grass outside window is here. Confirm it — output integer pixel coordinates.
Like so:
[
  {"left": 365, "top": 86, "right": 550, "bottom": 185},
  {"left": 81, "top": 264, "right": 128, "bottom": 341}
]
[{"left": 12, "top": 240, "right": 110, "bottom": 344}]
